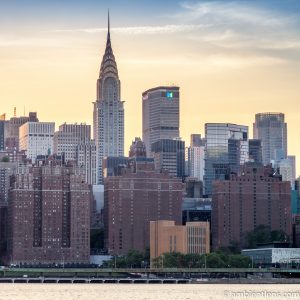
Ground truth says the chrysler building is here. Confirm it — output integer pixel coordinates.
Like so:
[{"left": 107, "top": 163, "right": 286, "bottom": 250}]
[{"left": 93, "top": 12, "right": 124, "bottom": 183}]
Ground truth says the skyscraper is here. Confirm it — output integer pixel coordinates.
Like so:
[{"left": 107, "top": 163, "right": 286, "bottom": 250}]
[
  {"left": 187, "top": 134, "right": 205, "bottom": 181},
  {"left": 53, "top": 123, "right": 91, "bottom": 162},
  {"left": 204, "top": 123, "right": 249, "bottom": 195},
  {"left": 151, "top": 139, "right": 185, "bottom": 179},
  {"left": 249, "top": 139, "right": 263, "bottom": 164},
  {"left": 93, "top": 13, "right": 124, "bottom": 184},
  {"left": 5, "top": 112, "right": 38, "bottom": 151},
  {"left": 142, "top": 86, "right": 180, "bottom": 155},
  {"left": 0, "top": 119, "right": 5, "bottom": 151},
  {"left": 76, "top": 142, "right": 97, "bottom": 185},
  {"left": 253, "top": 113, "right": 287, "bottom": 165},
  {"left": 278, "top": 155, "right": 296, "bottom": 189},
  {"left": 19, "top": 122, "right": 55, "bottom": 163}
]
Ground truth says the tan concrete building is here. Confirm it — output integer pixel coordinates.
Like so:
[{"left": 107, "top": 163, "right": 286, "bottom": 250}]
[{"left": 150, "top": 220, "right": 210, "bottom": 263}]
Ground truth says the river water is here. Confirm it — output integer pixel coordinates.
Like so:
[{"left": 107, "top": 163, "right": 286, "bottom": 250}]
[{"left": 0, "top": 284, "right": 299, "bottom": 300}]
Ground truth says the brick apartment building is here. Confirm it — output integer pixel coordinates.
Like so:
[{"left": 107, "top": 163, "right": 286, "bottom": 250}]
[
  {"left": 7, "top": 157, "right": 91, "bottom": 265},
  {"left": 104, "top": 138, "right": 184, "bottom": 255},
  {"left": 212, "top": 163, "right": 292, "bottom": 249}
]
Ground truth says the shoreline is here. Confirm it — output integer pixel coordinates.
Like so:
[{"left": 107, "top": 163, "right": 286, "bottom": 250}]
[{"left": 0, "top": 277, "right": 300, "bottom": 284}]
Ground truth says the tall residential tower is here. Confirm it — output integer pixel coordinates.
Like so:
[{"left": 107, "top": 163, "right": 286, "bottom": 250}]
[{"left": 93, "top": 13, "right": 124, "bottom": 184}]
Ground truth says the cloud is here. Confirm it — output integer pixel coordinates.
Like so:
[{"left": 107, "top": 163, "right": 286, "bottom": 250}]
[
  {"left": 121, "top": 55, "right": 286, "bottom": 69},
  {"left": 178, "top": 1, "right": 294, "bottom": 27},
  {"left": 174, "top": 1, "right": 300, "bottom": 52},
  {"left": 48, "top": 24, "right": 207, "bottom": 35}
]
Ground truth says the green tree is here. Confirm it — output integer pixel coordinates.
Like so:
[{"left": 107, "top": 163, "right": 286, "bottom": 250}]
[
  {"left": 271, "top": 230, "right": 288, "bottom": 242},
  {"left": 103, "top": 248, "right": 150, "bottom": 268},
  {"left": 184, "top": 253, "right": 203, "bottom": 268},
  {"left": 126, "top": 250, "right": 144, "bottom": 268},
  {"left": 228, "top": 255, "right": 251, "bottom": 268},
  {"left": 246, "top": 225, "right": 289, "bottom": 248},
  {"left": 205, "top": 253, "right": 227, "bottom": 268}
]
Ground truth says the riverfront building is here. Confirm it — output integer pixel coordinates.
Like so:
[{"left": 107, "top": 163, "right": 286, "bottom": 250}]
[
  {"left": 7, "top": 157, "right": 90, "bottom": 265},
  {"left": 104, "top": 139, "right": 183, "bottom": 255},
  {"left": 212, "top": 163, "right": 292, "bottom": 249},
  {"left": 150, "top": 220, "right": 210, "bottom": 263}
]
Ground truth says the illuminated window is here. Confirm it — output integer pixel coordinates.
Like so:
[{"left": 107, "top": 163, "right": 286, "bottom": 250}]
[{"left": 166, "top": 92, "right": 173, "bottom": 98}]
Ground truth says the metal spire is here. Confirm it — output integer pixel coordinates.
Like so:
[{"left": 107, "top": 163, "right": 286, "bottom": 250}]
[{"left": 107, "top": 9, "right": 110, "bottom": 41}]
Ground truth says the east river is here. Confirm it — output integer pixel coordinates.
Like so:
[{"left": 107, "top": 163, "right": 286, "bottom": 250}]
[{"left": 0, "top": 284, "right": 300, "bottom": 300}]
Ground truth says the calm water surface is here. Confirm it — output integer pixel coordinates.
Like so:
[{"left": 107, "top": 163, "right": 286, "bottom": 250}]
[{"left": 0, "top": 284, "right": 299, "bottom": 300}]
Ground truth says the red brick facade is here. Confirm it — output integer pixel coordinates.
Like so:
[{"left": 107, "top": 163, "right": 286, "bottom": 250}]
[
  {"left": 212, "top": 164, "right": 292, "bottom": 249},
  {"left": 8, "top": 163, "right": 90, "bottom": 264},
  {"left": 104, "top": 160, "right": 183, "bottom": 255}
]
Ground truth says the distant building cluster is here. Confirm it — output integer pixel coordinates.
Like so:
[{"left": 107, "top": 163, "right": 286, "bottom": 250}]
[{"left": 0, "top": 14, "right": 299, "bottom": 266}]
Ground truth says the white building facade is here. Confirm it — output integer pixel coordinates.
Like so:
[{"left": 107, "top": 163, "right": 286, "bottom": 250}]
[{"left": 19, "top": 122, "right": 55, "bottom": 163}]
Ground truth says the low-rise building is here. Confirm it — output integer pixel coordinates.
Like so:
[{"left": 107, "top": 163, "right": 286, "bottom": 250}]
[
  {"left": 150, "top": 220, "right": 210, "bottom": 264},
  {"left": 242, "top": 246, "right": 300, "bottom": 267}
]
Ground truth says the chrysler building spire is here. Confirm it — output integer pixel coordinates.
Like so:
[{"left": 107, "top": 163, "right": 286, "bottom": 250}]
[{"left": 107, "top": 9, "right": 110, "bottom": 42}]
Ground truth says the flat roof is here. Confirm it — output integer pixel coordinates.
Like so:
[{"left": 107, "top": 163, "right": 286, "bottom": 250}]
[{"left": 142, "top": 86, "right": 179, "bottom": 96}]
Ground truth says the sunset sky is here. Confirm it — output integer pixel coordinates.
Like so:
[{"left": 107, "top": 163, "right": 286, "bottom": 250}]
[{"left": 0, "top": 0, "right": 299, "bottom": 173}]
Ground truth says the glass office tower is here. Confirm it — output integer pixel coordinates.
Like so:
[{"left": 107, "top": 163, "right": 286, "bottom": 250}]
[
  {"left": 253, "top": 113, "right": 287, "bottom": 165},
  {"left": 204, "top": 123, "right": 249, "bottom": 195}
]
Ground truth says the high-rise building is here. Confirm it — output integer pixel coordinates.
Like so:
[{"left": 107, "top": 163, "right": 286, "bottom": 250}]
[
  {"left": 104, "top": 139, "right": 183, "bottom": 255},
  {"left": 249, "top": 139, "right": 263, "bottom": 164},
  {"left": 204, "top": 123, "right": 249, "bottom": 195},
  {"left": 142, "top": 86, "right": 180, "bottom": 155},
  {"left": 190, "top": 134, "right": 202, "bottom": 147},
  {"left": 212, "top": 163, "right": 292, "bottom": 249},
  {"left": 253, "top": 113, "right": 287, "bottom": 165},
  {"left": 7, "top": 157, "right": 90, "bottom": 265},
  {"left": 53, "top": 123, "right": 96, "bottom": 184},
  {"left": 0, "top": 162, "right": 17, "bottom": 203},
  {"left": 76, "top": 142, "right": 97, "bottom": 185},
  {"left": 278, "top": 155, "right": 296, "bottom": 189},
  {"left": 0, "top": 118, "right": 5, "bottom": 151},
  {"left": 0, "top": 202, "right": 7, "bottom": 263},
  {"left": 53, "top": 123, "right": 91, "bottom": 162},
  {"left": 102, "top": 156, "right": 128, "bottom": 178},
  {"left": 187, "top": 134, "right": 205, "bottom": 181},
  {"left": 5, "top": 112, "right": 38, "bottom": 151},
  {"left": 19, "top": 122, "right": 55, "bottom": 163},
  {"left": 93, "top": 14, "right": 124, "bottom": 184},
  {"left": 150, "top": 220, "right": 210, "bottom": 264},
  {"left": 151, "top": 139, "right": 185, "bottom": 178}
]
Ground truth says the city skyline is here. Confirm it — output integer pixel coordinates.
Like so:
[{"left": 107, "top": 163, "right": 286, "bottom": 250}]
[{"left": 0, "top": 0, "right": 299, "bottom": 173}]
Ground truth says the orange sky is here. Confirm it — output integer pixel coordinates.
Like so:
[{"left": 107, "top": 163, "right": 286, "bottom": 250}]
[{"left": 0, "top": 1, "right": 299, "bottom": 174}]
